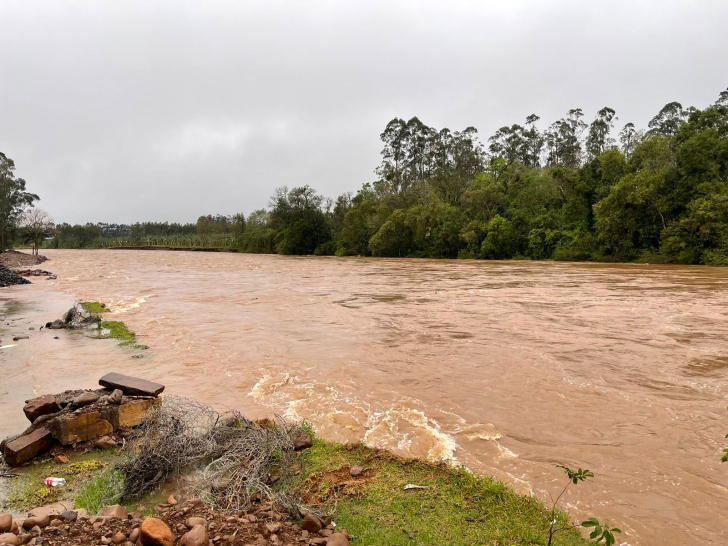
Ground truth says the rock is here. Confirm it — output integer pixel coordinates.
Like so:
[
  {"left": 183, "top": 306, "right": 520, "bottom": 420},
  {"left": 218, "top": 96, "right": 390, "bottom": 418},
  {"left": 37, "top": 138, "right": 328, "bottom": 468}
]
[
  {"left": 12, "top": 336, "right": 29, "bottom": 341},
  {"left": 9, "top": 522, "right": 17, "bottom": 535},
  {"left": 54, "top": 455, "right": 69, "bottom": 465},
  {"left": 128, "top": 529, "right": 140, "bottom": 543},
  {"left": 3, "top": 428, "right": 53, "bottom": 467},
  {"left": 48, "top": 412, "right": 113, "bottom": 445},
  {"left": 99, "top": 373, "right": 165, "bottom": 397},
  {"left": 139, "top": 517, "right": 174, "bottom": 546},
  {"left": 185, "top": 518, "right": 206, "bottom": 530},
  {"left": 179, "top": 525, "right": 208, "bottom": 546},
  {"left": 265, "top": 522, "right": 282, "bottom": 534},
  {"left": 60, "top": 511, "right": 76, "bottom": 523},
  {"left": 22, "top": 396, "right": 61, "bottom": 423},
  {"left": 0, "top": 515, "right": 11, "bottom": 533},
  {"left": 97, "top": 506, "right": 127, "bottom": 521},
  {"left": 292, "top": 431, "right": 313, "bottom": 450},
  {"left": 94, "top": 436, "right": 117, "bottom": 450},
  {"left": 166, "top": 495, "right": 177, "bottom": 506},
  {"left": 48, "top": 520, "right": 63, "bottom": 529},
  {"left": 100, "top": 537, "right": 111, "bottom": 545},
  {"left": 72, "top": 392, "right": 100, "bottom": 407},
  {"left": 300, "top": 514, "right": 322, "bottom": 534},
  {"left": 21, "top": 515, "right": 48, "bottom": 531},
  {"left": 186, "top": 499, "right": 203, "bottom": 507},
  {"left": 107, "top": 390, "right": 123, "bottom": 405},
  {"left": 349, "top": 465, "right": 364, "bottom": 477},
  {"left": 49, "top": 320, "right": 63, "bottom": 330},
  {"left": 0, "top": 533, "right": 20, "bottom": 545},
  {"left": 104, "top": 398, "right": 161, "bottom": 429},
  {"left": 327, "top": 533, "right": 350, "bottom": 546},
  {"left": 112, "top": 532, "right": 126, "bottom": 544}
]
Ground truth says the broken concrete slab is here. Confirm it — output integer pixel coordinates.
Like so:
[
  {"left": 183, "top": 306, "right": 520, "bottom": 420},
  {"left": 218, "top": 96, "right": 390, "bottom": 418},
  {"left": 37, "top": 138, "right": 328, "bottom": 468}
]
[
  {"left": 99, "top": 373, "right": 165, "bottom": 397},
  {"left": 3, "top": 427, "right": 53, "bottom": 467},
  {"left": 23, "top": 395, "right": 61, "bottom": 423}
]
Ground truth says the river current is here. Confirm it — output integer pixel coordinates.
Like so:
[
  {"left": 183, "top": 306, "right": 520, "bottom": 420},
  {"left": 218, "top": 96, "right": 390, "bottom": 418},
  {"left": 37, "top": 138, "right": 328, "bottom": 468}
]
[{"left": 1, "top": 249, "right": 727, "bottom": 545}]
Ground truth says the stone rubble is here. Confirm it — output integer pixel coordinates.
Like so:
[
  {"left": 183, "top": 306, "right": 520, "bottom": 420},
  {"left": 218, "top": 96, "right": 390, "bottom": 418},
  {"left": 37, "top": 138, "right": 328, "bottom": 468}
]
[{"left": 1, "top": 374, "right": 163, "bottom": 467}]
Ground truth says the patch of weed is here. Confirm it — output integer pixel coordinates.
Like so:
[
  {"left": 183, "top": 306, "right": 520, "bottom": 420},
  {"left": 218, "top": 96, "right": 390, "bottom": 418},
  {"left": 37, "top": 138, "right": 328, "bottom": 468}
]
[{"left": 75, "top": 468, "right": 126, "bottom": 515}]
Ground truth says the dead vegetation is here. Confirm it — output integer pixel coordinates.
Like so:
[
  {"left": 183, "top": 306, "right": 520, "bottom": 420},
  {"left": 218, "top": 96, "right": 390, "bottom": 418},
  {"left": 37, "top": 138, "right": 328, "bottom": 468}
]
[{"left": 117, "top": 396, "right": 309, "bottom": 516}]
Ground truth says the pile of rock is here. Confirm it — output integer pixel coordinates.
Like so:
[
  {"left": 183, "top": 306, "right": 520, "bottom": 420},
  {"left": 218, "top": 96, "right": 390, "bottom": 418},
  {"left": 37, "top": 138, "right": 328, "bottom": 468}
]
[
  {"left": 0, "top": 498, "right": 351, "bottom": 546},
  {"left": 12, "top": 270, "right": 57, "bottom": 280},
  {"left": 0, "top": 265, "right": 32, "bottom": 288},
  {"left": 1, "top": 373, "right": 165, "bottom": 467}
]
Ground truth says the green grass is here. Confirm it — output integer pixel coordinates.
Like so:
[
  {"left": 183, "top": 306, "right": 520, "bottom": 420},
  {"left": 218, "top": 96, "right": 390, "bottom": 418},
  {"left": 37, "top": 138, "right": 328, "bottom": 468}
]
[
  {"left": 295, "top": 441, "right": 590, "bottom": 546},
  {"left": 75, "top": 467, "right": 126, "bottom": 514},
  {"left": 81, "top": 301, "right": 108, "bottom": 315},
  {"left": 2, "top": 453, "right": 112, "bottom": 511},
  {"left": 99, "top": 320, "right": 148, "bottom": 350}
]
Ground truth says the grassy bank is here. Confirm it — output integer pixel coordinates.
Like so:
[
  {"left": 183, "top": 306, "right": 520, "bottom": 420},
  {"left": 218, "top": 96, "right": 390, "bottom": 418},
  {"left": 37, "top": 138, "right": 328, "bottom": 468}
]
[{"left": 2, "top": 438, "right": 591, "bottom": 545}]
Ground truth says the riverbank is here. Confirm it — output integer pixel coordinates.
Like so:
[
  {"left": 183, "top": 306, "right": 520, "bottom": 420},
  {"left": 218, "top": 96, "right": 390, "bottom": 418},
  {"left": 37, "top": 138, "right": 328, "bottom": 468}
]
[{"left": 0, "top": 369, "right": 591, "bottom": 546}]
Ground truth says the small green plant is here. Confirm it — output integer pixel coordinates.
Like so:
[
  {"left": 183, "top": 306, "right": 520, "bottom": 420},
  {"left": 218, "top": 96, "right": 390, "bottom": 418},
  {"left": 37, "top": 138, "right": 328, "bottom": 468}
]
[
  {"left": 546, "top": 465, "right": 621, "bottom": 546},
  {"left": 582, "top": 518, "right": 622, "bottom": 545},
  {"left": 75, "top": 467, "right": 126, "bottom": 514}
]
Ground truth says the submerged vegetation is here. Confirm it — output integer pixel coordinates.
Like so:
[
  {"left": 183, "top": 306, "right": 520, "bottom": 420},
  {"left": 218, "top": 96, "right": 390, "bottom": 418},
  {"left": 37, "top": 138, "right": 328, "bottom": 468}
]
[
  {"left": 46, "top": 88, "right": 728, "bottom": 265},
  {"left": 81, "top": 301, "right": 149, "bottom": 350}
]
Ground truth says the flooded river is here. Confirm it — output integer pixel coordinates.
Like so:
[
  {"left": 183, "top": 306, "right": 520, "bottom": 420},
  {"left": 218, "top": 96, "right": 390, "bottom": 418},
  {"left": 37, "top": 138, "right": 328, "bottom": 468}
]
[{"left": 2, "top": 249, "right": 728, "bottom": 544}]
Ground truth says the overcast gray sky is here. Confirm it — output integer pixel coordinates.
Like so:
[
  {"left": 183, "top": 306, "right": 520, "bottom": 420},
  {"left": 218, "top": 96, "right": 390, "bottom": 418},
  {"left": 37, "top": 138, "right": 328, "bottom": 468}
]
[{"left": 1, "top": 0, "right": 726, "bottom": 224}]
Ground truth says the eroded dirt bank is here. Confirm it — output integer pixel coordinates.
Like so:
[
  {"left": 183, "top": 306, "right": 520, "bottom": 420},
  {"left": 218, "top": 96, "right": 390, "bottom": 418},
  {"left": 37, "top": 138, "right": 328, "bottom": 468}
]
[{"left": 2, "top": 249, "right": 728, "bottom": 545}]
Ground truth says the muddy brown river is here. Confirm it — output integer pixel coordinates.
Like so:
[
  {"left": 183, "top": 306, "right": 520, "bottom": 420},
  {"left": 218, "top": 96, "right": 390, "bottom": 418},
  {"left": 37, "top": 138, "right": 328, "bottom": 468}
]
[{"left": 2, "top": 249, "right": 727, "bottom": 545}]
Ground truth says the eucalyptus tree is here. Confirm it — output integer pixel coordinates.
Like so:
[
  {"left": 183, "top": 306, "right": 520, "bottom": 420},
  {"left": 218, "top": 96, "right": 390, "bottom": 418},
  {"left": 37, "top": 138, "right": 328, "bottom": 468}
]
[{"left": 585, "top": 107, "right": 617, "bottom": 159}]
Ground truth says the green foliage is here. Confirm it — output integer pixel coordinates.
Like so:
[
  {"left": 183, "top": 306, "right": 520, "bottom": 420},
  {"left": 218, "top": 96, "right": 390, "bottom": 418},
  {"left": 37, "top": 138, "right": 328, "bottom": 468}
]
[
  {"left": 50, "top": 91, "right": 728, "bottom": 266},
  {"left": 0, "top": 152, "right": 39, "bottom": 251},
  {"left": 581, "top": 519, "right": 621, "bottom": 545}
]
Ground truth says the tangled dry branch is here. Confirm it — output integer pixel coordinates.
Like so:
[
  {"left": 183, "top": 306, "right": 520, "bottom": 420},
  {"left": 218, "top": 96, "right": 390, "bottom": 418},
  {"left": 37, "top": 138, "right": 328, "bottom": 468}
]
[{"left": 118, "top": 396, "right": 307, "bottom": 516}]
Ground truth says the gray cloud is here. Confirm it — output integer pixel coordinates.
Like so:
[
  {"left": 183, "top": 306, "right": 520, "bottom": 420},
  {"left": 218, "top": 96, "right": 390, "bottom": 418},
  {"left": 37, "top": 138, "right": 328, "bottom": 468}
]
[{"left": 1, "top": 0, "right": 726, "bottom": 223}]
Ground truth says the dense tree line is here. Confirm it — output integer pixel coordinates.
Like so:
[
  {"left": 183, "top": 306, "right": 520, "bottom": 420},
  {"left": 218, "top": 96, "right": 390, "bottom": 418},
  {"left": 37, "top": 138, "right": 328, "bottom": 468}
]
[{"left": 50, "top": 87, "right": 728, "bottom": 264}]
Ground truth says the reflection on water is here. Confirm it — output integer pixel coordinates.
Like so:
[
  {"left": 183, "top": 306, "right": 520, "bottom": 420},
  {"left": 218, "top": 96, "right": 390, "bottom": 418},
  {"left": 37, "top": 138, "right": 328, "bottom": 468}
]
[{"left": 2, "top": 250, "right": 728, "bottom": 545}]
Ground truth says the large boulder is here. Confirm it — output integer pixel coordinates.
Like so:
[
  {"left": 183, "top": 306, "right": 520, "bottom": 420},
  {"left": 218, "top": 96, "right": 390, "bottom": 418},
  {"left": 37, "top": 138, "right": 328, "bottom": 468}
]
[
  {"left": 22, "top": 395, "right": 61, "bottom": 423},
  {"left": 139, "top": 517, "right": 174, "bottom": 546},
  {"left": 0, "top": 515, "right": 11, "bottom": 533},
  {"left": 99, "top": 373, "right": 164, "bottom": 397},
  {"left": 3, "top": 428, "right": 53, "bottom": 467}
]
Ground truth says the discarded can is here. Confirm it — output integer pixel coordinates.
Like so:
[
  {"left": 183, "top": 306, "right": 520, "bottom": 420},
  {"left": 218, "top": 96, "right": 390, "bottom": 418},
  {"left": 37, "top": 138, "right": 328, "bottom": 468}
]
[{"left": 43, "top": 477, "right": 66, "bottom": 487}]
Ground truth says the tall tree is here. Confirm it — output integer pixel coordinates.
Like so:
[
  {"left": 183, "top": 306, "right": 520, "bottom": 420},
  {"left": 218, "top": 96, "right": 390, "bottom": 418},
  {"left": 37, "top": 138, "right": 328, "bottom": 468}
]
[
  {"left": 585, "top": 107, "right": 617, "bottom": 159},
  {"left": 648, "top": 101, "right": 687, "bottom": 137},
  {"left": 0, "top": 152, "right": 39, "bottom": 252}
]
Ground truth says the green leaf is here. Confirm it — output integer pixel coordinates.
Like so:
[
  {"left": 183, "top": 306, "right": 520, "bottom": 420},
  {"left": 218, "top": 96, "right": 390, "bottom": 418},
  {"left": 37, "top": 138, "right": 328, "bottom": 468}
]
[
  {"left": 582, "top": 518, "right": 599, "bottom": 527},
  {"left": 611, "top": 528, "right": 622, "bottom": 534},
  {"left": 590, "top": 528, "right": 600, "bottom": 539}
]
